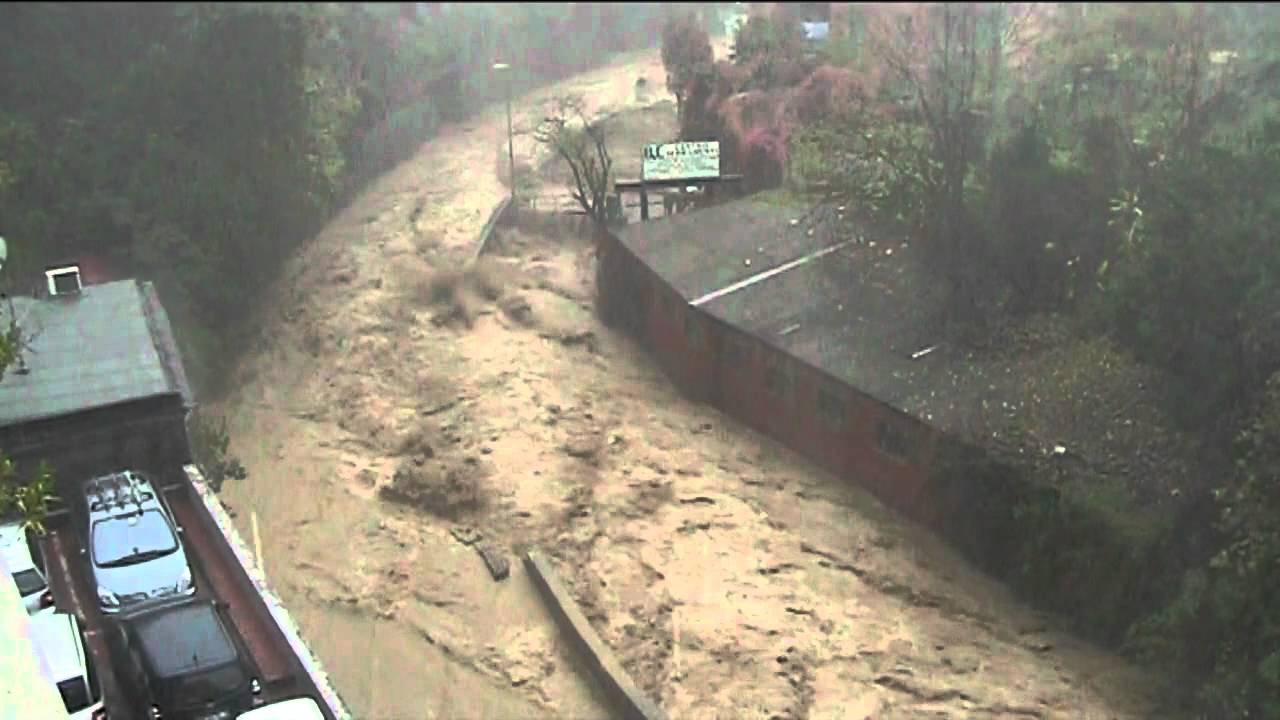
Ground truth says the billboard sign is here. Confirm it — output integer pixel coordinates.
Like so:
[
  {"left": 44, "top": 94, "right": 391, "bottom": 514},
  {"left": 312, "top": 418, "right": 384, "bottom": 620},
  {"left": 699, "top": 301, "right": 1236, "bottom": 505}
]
[{"left": 642, "top": 141, "right": 721, "bottom": 182}]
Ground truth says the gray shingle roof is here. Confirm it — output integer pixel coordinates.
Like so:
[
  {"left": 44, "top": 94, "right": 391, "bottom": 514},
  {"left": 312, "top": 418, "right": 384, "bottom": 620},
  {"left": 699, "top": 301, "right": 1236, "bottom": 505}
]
[
  {"left": 617, "top": 197, "right": 941, "bottom": 408},
  {"left": 613, "top": 197, "right": 1205, "bottom": 497},
  {"left": 616, "top": 198, "right": 846, "bottom": 302},
  {"left": 0, "top": 279, "right": 191, "bottom": 427}
]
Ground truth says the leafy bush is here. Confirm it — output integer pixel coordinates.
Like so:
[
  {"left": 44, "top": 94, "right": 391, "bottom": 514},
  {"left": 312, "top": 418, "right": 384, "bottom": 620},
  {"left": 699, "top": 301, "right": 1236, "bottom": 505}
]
[
  {"left": 0, "top": 456, "right": 56, "bottom": 534},
  {"left": 190, "top": 411, "right": 247, "bottom": 494},
  {"left": 1100, "top": 134, "right": 1280, "bottom": 427},
  {"left": 1130, "top": 372, "right": 1280, "bottom": 718}
]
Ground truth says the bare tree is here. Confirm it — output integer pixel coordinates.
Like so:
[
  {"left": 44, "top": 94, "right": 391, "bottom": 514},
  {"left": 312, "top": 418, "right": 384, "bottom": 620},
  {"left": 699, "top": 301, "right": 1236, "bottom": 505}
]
[
  {"left": 533, "top": 95, "right": 613, "bottom": 225},
  {"left": 864, "top": 3, "right": 1024, "bottom": 321}
]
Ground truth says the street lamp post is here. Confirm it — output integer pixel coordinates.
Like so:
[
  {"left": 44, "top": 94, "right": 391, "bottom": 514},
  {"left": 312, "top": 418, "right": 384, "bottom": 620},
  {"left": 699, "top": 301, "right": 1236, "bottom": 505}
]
[{"left": 493, "top": 62, "right": 515, "bottom": 203}]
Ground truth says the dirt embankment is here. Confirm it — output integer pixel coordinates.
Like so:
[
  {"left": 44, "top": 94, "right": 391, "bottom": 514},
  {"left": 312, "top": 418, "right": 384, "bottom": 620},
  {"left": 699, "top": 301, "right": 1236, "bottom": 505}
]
[{"left": 215, "top": 43, "right": 1161, "bottom": 720}]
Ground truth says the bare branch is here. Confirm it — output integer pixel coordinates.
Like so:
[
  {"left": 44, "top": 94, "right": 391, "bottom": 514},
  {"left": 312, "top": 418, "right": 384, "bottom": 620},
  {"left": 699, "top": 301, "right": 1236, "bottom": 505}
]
[{"left": 534, "top": 94, "right": 613, "bottom": 223}]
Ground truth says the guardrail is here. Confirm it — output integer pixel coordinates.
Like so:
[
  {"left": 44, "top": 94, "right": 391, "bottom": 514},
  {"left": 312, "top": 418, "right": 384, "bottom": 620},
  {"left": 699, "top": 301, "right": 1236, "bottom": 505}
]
[{"left": 472, "top": 194, "right": 515, "bottom": 262}]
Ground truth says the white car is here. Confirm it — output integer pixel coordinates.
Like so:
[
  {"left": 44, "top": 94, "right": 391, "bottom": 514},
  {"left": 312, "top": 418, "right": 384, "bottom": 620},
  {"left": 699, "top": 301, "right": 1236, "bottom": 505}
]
[
  {"left": 237, "top": 696, "right": 326, "bottom": 719},
  {"left": 29, "top": 611, "right": 108, "bottom": 719},
  {"left": 77, "top": 471, "right": 195, "bottom": 613},
  {"left": 0, "top": 520, "right": 55, "bottom": 615}
]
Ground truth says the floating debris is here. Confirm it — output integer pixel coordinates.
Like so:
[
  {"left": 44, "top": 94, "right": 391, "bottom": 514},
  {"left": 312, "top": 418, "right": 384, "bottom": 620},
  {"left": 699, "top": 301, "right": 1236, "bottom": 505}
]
[
  {"left": 911, "top": 345, "right": 938, "bottom": 360},
  {"left": 451, "top": 526, "right": 483, "bottom": 546}
]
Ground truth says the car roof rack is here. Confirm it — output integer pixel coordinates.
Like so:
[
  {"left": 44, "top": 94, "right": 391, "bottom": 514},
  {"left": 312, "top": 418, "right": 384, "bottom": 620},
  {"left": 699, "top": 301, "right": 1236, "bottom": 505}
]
[{"left": 86, "top": 471, "right": 155, "bottom": 514}]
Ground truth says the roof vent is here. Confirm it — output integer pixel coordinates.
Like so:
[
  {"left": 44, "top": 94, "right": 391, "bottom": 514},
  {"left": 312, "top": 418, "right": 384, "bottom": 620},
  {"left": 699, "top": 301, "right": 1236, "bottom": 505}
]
[{"left": 45, "top": 264, "right": 82, "bottom": 297}]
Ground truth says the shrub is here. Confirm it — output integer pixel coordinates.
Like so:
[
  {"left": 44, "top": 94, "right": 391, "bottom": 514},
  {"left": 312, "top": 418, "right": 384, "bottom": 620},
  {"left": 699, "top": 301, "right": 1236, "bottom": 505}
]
[
  {"left": 1099, "top": 136, "right": 1280, "bottom": 427},
  {"left": 190, "top": 411, "right": 248, "bottom": 493},
  {"left": 979, "top": 124, "right": 1112, "bottom": 314},
  {"left": 0, "top": 457, "right": 57, "bottom": 534},
  {"left": 1130, "top": 372, "right": 1280, "bottom": 718}
]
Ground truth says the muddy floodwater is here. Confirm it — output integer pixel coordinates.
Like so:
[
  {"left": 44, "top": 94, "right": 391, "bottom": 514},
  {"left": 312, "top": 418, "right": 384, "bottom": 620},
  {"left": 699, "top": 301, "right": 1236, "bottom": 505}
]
[{"left": 216, "top": 42, "right": 1159, "bottom": 720}]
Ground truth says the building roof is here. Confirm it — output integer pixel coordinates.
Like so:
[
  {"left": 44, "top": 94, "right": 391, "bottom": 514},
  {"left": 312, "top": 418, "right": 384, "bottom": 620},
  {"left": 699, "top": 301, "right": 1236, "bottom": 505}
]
[
  {"left": 617, "top": 198, "right": 848, "bottom": 303},
  {"left": 0, "top": 279, "right": 193, "bottom": 428},
  {"left": 615, "top": 197, "right": 1205, "bottom": 498}
]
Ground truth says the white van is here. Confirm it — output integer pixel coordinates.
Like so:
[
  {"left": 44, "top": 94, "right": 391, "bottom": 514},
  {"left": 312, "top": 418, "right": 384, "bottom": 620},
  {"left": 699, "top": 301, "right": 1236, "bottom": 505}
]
[
  {"left": 237, "top": 696, "right": 326, "bottom": 719},
  {"left": 29, "top": 611, "right": 107, "bottom": 719},
  {"left": 0, "top": 520, "right": 55, "bottom": 615}
]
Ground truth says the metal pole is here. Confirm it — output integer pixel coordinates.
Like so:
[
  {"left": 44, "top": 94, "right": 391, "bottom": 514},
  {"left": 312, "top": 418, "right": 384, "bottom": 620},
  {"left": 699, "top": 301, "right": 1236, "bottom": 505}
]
[{"left": 506, "top": 73, "right": 516, "bottom": 203}]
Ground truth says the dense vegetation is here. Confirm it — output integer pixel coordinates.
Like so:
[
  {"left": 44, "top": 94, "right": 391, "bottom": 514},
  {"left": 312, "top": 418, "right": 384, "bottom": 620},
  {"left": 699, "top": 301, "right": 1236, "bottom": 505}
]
[
  {"left": 662, "top": 4, "right": 1280, "bottom": 715},
  {"left": 0, "top": 2, "right": 667, "bottom": 392}
]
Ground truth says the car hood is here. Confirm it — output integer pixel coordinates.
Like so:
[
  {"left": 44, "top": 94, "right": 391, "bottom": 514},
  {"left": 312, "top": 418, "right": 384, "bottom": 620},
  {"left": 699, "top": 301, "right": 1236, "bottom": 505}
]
[{"left": 93, "top": 547, "right": 189, "bottom": 604}]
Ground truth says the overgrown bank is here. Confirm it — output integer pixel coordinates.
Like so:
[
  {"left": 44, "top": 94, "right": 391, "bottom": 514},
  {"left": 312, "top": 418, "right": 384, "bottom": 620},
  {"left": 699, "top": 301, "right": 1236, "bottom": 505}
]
[
  {"left": 0, "top": 2, "right": 669, "bottom": 395},
  {"left": 659, "top": 5, "right": 1280, "bottom": 716}
]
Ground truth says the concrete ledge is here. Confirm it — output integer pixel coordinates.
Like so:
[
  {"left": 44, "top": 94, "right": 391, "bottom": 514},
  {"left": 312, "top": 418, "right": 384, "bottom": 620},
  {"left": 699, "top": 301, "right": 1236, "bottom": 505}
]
[{"left": 523, "top": 551, "right": 669, "bottom": 720}]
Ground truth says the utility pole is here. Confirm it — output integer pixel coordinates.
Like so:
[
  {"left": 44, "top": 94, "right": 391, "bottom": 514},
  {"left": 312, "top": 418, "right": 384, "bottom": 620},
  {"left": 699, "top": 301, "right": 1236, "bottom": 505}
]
[{"left": 493, "top": 62, "right": 516, "bottom": 202}]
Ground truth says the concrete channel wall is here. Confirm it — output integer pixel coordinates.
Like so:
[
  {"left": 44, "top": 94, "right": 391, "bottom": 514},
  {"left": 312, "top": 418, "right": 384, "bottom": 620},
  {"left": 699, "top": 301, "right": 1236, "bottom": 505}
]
[
  {"left": 524, "top": 551, "right": 669, "bottom": 720},
  {"left": 184, "top": 465, "right": 354, "bottom": 720}
]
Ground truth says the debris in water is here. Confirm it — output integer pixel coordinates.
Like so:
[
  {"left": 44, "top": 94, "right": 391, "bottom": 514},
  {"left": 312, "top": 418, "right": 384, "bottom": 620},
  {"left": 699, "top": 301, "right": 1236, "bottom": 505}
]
[
  {"left": 911, "top": 345, "right": 938, "bottom": 360},
  {"left": 476, "top": 542, "right": 510, "bottom": 581},
  {"left": 451, "top": 526, "right": 483, "bottom": 546}
]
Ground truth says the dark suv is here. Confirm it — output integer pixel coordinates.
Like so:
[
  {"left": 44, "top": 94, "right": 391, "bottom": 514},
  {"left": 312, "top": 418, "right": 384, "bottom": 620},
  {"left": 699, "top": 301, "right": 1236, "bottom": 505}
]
[{"left": 108, "top": 596, "right": 264, "bottom": 720}]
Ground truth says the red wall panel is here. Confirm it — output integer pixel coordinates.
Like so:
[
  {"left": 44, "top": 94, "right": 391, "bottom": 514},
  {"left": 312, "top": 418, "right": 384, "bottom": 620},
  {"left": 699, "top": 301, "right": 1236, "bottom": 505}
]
[{"left": 604, "top": 228, "right": 938, "bottom": 524}]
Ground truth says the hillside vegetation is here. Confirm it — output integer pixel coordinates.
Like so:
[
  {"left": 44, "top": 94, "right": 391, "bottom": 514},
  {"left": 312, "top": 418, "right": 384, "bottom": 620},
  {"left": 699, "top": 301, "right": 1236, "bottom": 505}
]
[
  {"left": 0, "top": 2, "right": 669, "bottom": 391},
  {"left": 658, "top": 4, "right": 1280, "bottom": 715}
]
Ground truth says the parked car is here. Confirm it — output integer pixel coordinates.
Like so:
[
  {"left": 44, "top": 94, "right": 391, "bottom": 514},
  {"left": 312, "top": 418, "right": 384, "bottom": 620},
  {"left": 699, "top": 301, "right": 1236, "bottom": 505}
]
[
  {"left": 29, "top": 611, "right": 108, "bottom": 719},
  {"left": 107, "top": 596, "right": 264, "bottom": 720},
  {"left": 76, "top": 471, "right": 194, "bottom": 614},
  {"left": 0, "top": 519, "right": 56, "bottom": 615},
  {"left": 236, "top": 696, "right": 325, "bottom": 719}
]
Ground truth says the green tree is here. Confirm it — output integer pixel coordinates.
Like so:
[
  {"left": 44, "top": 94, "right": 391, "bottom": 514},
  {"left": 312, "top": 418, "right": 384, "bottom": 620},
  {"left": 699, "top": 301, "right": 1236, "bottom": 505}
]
[
  {"left": 1100, "top": 129, "right": 1280, "bottom": 426},
  {"left": 0, "top": 299, "right": 56, "bottom": 534},
  {"left": 661, "top": 12, "right": 715, "bottom": 122}
]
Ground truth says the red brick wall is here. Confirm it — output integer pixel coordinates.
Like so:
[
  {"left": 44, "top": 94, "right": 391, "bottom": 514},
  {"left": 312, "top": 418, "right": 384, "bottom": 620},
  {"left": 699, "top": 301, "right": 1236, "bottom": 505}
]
[
  {"left": 602, "top": 227, "right": 938, "bottom": 521},
  {"left": 711, "top": 319, "right": 936, "bottom": 518}
]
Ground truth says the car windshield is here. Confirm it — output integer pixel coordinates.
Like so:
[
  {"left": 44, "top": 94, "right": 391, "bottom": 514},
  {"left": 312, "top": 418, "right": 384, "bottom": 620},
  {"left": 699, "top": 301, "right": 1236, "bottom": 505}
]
[
  {"left": 170, "top": 664, "right": 248, "bottom": 707},
  {"left": 12, "top": 568, "right": 45, "bottom": 596},
  {"left": 91, "top": 510, "right": 178, "bottom": 568}
]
